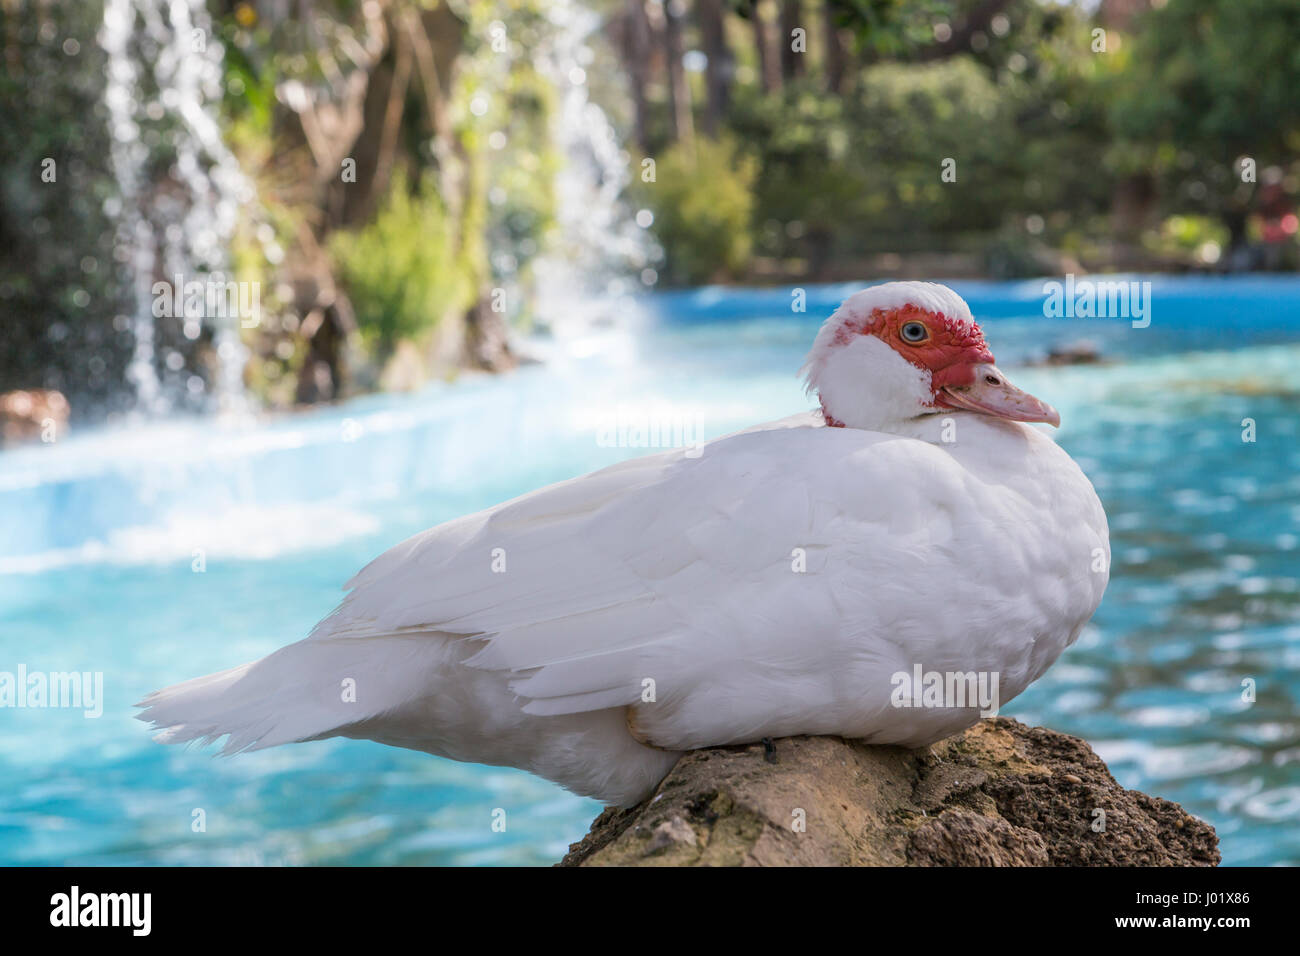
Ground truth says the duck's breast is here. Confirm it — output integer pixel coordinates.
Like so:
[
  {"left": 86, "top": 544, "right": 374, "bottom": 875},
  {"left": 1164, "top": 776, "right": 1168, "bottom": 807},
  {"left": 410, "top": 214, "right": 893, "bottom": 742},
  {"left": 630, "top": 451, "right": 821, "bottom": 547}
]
[{"left": 625, "top": 419, "right": 1110, "bottom": 750}]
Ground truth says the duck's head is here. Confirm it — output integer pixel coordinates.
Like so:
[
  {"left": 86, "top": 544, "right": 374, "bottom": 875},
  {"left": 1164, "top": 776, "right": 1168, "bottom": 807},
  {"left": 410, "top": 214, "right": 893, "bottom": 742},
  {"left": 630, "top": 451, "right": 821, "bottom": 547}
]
[{"left": 801, "top": 281, "right": 1059, "bottom": 432}]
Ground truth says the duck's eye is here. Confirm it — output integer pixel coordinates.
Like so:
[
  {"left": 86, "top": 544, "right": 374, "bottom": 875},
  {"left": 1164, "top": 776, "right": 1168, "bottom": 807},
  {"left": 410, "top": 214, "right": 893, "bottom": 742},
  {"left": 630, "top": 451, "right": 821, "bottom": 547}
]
[{"left": 900, "top": 321, "right": 929, "bottom": 343}]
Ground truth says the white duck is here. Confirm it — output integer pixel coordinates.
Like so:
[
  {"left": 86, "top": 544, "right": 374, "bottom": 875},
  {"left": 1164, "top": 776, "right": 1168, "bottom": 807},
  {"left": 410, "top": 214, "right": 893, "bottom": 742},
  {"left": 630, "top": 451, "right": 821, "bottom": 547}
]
[{"left": 140, "top": 281, "right": 1109, "bottom": 806}]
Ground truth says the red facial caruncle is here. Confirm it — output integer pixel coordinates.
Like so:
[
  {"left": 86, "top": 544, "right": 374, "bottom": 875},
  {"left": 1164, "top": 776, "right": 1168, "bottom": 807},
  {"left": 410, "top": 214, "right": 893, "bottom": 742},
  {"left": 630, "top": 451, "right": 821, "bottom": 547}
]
[{"left": 841, "top": 304, "right": 994, "bottom": 400}]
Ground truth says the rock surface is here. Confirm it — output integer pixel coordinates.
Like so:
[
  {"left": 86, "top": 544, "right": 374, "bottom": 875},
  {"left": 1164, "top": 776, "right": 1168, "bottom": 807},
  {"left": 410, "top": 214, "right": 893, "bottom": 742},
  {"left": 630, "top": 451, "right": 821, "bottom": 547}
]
[
  {"left": 0, "top": 389, "right": 69, "bottom": 446},
  {"left": 559, "top": 717, "right": 1219, "bottom": 867}
]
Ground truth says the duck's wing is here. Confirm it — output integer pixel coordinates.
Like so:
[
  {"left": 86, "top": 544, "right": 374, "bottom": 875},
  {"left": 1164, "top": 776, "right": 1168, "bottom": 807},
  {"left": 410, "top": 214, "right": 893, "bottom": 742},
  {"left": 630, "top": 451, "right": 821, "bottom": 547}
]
[
  {"left": 139, "top": 423, "right": 979, "bottom": 754},
  {"left": 325, "top": 424, "right": 953, "bottom": 716}
]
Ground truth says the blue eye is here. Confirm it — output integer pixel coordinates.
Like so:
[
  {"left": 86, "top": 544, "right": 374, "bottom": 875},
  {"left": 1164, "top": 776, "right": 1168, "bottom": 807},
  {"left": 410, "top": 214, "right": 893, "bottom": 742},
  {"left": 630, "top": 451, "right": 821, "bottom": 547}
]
[{"left": 901, "top": 322, "right": 928, "bottom": 343}]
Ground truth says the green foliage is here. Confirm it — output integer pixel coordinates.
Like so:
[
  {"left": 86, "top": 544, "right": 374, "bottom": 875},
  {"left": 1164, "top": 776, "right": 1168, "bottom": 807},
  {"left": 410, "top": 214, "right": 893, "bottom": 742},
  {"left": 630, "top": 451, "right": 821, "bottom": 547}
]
[
  {"left": 643, "top": 0, "right": 1300, "bottom": 278},
  {"left": 827, "top": 0, "right": 958, "bottom": 58},
  {"left": 853, "top": 58, "right": 1014, "bottom": 233},
  {"left": 726, "top": 58, "right": 1019, "bottom": 267},
  {"left": 635, "top": 137, "right": 757, "bottom": 285},
  {"left": 725, "top": 81, "right": 863, "bottom": 262},
  {"left": 0, "top": 0, "right": 137, "bottom": 419},
  {"left": 986, "top": 1, "right": 1114, "bottom": 229},
  {"left": 459, "top": 37, "right": 560, "bottom": 295},
  {"left": 1109, "top": 0, "right": 1300, "bottom": 157},
  {"left": 330, "top": 168, "right": 475, "bottom": 356},
  {"left": 1105, "top": 0, "right": 1300, "bottom": 239},
  {"left": 1143, "top": 215, "right": 1230, "bottom": 261}
]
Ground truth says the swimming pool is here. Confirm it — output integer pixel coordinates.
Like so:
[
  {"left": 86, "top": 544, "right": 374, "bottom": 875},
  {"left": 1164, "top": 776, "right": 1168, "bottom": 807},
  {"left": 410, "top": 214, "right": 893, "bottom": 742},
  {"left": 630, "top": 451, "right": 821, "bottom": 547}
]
[{"left": 1, "top": 276, "right": 1297, "bottom": 865}]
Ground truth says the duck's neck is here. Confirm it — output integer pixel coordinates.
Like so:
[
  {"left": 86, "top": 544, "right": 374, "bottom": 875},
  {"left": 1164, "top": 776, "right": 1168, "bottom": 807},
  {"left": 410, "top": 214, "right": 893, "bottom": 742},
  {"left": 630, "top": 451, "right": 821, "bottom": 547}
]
[
  {"left": 819, "top": 397, "right": 846, "bottom": 429},
  {"left": 819, "top": 402, "right": 988, "bottom": 444},
  {"left": 810, "top": 337, "right": 938, "bottom": 434}
]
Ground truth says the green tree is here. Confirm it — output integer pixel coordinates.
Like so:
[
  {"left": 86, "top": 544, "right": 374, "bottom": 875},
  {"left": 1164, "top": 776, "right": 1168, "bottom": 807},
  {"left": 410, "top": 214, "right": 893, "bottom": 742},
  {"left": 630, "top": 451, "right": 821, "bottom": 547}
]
[
  {"left": 1108, "top": 0, "right": 1300, "bottom": 249},
  {"left": 330, "top": 168, "right": 474, "bottom": 359},
  {"left": 635, "top": 137, "right": 758, "bottom": 285}
]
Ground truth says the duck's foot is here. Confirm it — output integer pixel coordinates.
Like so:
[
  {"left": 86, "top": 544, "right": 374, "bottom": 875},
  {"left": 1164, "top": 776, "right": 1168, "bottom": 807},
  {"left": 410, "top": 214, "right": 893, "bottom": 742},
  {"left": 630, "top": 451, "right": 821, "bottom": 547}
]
[{"left": 762, "top": 737, "right": 777, "bottom": 764}]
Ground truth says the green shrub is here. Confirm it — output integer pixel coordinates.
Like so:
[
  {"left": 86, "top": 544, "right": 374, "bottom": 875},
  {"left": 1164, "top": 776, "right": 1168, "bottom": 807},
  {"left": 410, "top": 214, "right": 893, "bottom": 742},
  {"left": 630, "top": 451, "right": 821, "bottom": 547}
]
[
  {"left": 635, "top": 137, "right": 757, "bottom": 285},
  {"left": 330, "top": 168, "right": 475, "bottom": 357},
  {"left": 1143, "top": 215, "right": 1231, "bottom": 262},
  {"left": 727, "top": 60, "right": 1021, "bottom": 266}
]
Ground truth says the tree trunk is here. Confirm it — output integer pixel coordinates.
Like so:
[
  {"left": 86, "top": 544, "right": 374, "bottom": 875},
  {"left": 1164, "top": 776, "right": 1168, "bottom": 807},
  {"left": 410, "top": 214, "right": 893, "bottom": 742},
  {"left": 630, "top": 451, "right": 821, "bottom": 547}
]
[
  {"left": 623, "top": 0, "right": 652, "bottom": 151},
  {"left": 822, "top": 1, "right": 848, "bottom": 94},
  {"left": 750, "top": 1, "right": 781, "bottom": 94},
  {"left": 697, "top": 0, "right": 732, "bottom": 135},
  {"left": 662, "top": 0, "right": 694, "bottom": 145},
  {"left": 780, "top": 0, "right": 805, "bottom": 81}
]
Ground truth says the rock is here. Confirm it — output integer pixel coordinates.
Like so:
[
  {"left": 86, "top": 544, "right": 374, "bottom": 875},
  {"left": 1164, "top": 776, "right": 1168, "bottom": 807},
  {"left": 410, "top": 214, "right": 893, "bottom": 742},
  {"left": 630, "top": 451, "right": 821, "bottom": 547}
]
[
  {"left": 558, "top": 717, "right": 1219, "bottom": 867},
  {"left": 0, "top": 389, "right": 69, "bottom": 446},
  {"left": 1030, "top": 340, "right": 1104, "bottom": 366},
  {"left": 643, "top": 816, "right": 698, "bottom": 855}
]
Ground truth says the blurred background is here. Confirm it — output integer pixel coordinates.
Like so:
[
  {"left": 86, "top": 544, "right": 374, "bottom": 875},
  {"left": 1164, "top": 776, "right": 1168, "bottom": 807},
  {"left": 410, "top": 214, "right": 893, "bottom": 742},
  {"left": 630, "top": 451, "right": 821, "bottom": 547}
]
[{"left": 0, "top": 0, "right": 1297, "bottom": 865}]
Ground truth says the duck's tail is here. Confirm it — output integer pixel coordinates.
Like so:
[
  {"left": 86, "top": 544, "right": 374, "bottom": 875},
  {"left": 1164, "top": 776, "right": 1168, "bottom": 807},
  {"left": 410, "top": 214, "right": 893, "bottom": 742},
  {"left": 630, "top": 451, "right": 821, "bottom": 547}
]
[{"left": 135, "top": 634, "right": 438, "bottom": 754}]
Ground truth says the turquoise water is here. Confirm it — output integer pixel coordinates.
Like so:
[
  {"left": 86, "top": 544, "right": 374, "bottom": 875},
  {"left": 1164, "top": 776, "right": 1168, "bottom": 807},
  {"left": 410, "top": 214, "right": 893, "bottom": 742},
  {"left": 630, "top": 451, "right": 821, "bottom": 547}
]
[{"left": 1, "top": 276, "right": 1298, "bottom": 866}]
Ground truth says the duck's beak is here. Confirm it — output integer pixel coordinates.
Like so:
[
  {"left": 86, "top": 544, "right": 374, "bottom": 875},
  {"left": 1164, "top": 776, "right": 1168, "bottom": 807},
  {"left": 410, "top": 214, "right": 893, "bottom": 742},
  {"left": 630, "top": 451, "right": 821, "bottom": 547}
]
[{"left": 937, "top": 364, "right": 1060, "bottom": 427}]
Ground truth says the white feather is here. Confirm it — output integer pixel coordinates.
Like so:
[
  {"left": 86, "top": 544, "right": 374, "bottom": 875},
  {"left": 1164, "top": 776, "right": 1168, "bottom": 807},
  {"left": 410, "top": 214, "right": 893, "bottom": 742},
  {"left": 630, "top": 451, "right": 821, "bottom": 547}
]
[{"left": 139, "top": 283, "right": 1110, "bottom": 807}]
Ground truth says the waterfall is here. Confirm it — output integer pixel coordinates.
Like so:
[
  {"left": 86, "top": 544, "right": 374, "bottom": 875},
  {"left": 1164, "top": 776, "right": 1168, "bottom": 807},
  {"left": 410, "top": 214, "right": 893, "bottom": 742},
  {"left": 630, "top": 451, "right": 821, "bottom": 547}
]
[
  {"left": 97, "top": 0, "right": 644, "bottom": 408},
  {"left": 99, "top": 0, "right": 253, "bottom": 417},
  {"left": 529, "top": 0, "right": 652, "bottom": 341},
  {"left": 101, "top": 0, "right": 161, "bottom": 414}
]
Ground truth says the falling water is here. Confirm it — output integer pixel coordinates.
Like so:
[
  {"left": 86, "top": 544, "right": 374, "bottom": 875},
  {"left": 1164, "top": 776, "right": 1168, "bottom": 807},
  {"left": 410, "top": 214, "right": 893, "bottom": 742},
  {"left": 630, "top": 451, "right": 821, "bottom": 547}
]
[
  {"left": 529, "top": 1, "right": 653, "bottom": 340},
  {"left": 99, "top": 0, "right": 640, "bottom": 407},
  {"left": 101, "top": 0, "right": 161, "bottom": 413},
  {"left": 99, "top": 0, "right": 253, "bottom": 417}
]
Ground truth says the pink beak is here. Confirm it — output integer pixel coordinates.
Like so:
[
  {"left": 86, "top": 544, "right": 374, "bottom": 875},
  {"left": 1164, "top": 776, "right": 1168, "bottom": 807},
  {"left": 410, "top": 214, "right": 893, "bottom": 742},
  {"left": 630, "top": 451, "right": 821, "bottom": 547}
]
[{"left": 937, "top": 364, "right": 1060, "bottom": 427}]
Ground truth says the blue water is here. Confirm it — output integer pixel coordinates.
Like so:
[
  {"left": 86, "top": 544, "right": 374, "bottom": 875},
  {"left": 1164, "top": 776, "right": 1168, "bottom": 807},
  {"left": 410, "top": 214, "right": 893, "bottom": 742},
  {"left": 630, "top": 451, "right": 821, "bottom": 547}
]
[{"left": 2, "top": 276, "right": 1298, "bottom": 866}]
